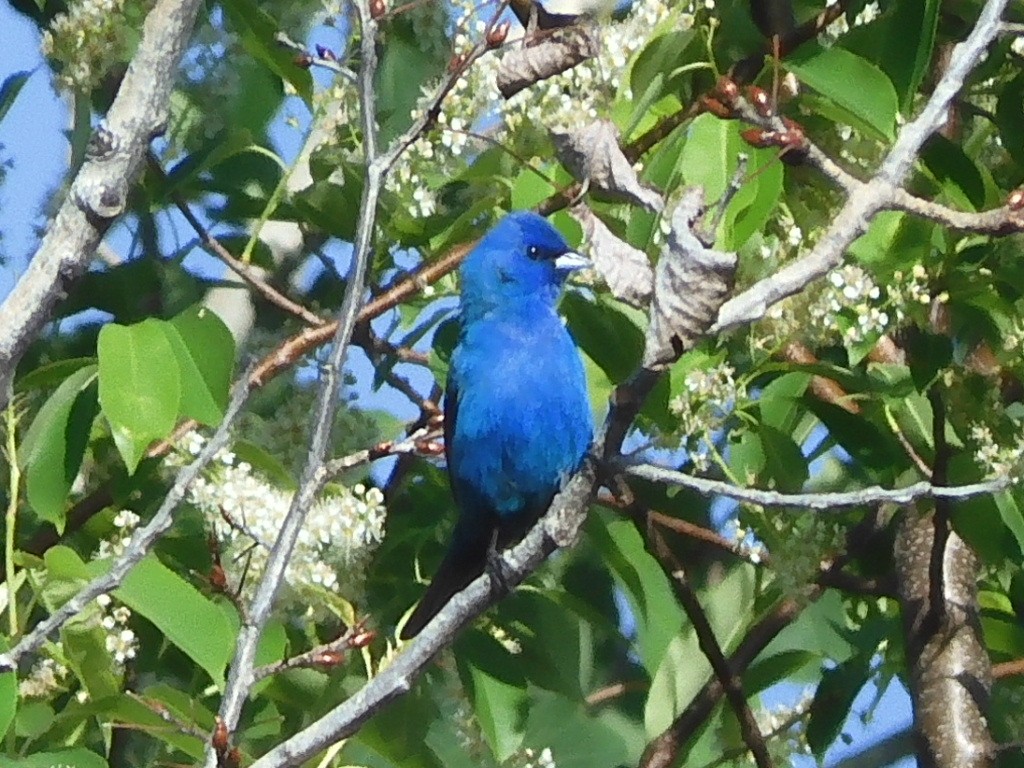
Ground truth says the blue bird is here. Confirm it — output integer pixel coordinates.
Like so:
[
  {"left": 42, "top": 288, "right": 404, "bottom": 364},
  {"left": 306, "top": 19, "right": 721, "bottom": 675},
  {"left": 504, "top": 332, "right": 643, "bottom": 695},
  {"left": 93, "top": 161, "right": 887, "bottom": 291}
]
[{"left": 400, "top": 211, "right": 594, "bottom": 640}]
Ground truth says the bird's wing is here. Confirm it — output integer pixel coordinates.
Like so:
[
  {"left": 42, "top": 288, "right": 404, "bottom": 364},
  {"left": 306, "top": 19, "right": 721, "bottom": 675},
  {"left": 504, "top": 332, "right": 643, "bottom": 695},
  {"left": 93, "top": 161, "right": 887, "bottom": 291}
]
[{"left": 443, "top": 371, "right": 459, "bottom": 475}]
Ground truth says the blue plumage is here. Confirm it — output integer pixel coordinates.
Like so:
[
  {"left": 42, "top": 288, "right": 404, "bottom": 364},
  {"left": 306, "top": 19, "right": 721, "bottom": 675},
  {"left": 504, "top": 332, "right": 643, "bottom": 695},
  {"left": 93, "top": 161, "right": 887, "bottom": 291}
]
[{"left": 401, "top": 211, "right": 593, "bottom": 639}]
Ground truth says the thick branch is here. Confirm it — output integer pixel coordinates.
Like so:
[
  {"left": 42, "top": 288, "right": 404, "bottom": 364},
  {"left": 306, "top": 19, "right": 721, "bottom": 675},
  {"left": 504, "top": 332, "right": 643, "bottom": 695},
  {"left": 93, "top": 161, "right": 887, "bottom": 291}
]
[{"left": 0, "top": 0, "right": 204, "bottom": 406}]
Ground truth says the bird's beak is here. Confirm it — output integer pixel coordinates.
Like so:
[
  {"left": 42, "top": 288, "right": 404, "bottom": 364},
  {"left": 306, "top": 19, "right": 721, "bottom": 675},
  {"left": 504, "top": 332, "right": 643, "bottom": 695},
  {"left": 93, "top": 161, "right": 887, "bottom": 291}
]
[{"left": 554, "top": 251, "right": 592, "bottom": 273}]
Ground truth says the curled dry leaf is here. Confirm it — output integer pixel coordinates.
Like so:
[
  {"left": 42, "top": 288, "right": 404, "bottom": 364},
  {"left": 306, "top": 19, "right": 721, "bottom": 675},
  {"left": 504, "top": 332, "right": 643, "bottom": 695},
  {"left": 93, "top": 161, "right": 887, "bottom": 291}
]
[
  {"left": 496, "top": 26, "right": 600, "bottom": 99},
  {"left": 551, "top": 119, "right": 664, "bottom": 212},
  {"left": 572, "top": 204, "right": 653, "bottom": 308},
  {"left": 643, "top": 188, "right": 738, "bottom": 368}
]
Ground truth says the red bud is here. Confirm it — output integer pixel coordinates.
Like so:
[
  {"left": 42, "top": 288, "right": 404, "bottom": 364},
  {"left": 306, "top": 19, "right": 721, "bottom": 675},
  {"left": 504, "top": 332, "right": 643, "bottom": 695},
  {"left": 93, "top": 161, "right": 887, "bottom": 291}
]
[
  {"left": 415, "top": 440, "right": 445, "bottom": 456},
  {"left": 700, "top": 95, "right": 733, "bottom": 120},
  {"left": 746, "top": 85, "right": 772, "bottom": 117},
  {"left": 487, "top": 21, "right": 511, "bottom": 48},
  {"left": 448, "top": 52, "right": 468, "bottom": 73},
  {"left": 212, "top": 717, "right": 229, "bottom": 752},
  {"left": 715, "top": 76, "right": 739, "bottom": 105},
  {"left": 740, "top": 127, "right": 775, "bottom": 148},
  {"left": 314, "top": 650, "right": 346, "bottom": 666},
  {"left": 350, "top": 627, "right": 377, "bottom": 648}
]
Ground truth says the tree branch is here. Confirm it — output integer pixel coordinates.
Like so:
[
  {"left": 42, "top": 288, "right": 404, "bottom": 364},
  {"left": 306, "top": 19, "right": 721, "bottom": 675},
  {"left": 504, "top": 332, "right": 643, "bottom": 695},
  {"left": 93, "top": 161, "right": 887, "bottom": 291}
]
[
  {"left": 622, "top": 463, "right": 1009, "bottom": 510},
  {"left": 203, "top": 0, "right": 386, "bottom": 757},
  {"left": 712, "top": 0, "right": 1013, "bottom": 332},
  {"left": 0, "top": 0, "right": 205, "bottom": 407}
]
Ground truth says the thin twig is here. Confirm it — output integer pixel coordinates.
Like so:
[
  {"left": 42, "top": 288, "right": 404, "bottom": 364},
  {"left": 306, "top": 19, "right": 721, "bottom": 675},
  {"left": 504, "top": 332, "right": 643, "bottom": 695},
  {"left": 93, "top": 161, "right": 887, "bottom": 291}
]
[
  {"left": 204, "top": 0, "right": 387, "bottom": 756},
  {"left": 633, "top": 495, "right": 774, "bottom": 768},
  {"left": 623, "top": 462, "right": 1009, "bottom": 510},
  {"left": 149, "top": 152, "right": 326, "bottom": 328}
]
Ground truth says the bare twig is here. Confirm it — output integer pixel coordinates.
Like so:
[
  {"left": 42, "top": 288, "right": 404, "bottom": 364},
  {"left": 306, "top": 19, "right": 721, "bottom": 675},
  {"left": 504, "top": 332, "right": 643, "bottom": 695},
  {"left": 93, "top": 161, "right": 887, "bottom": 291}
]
[
  {"left": 204, "top": 0, "right": 387, "bottom": 757},
  {"left": 0, "top": 0, "right": 206, "bottom": 407},
  {"left": 622, "top": 463, "right": 1010, "bottom": 510},
  {"left": 632, "top": 491, "right": 774, "bottom": 768},
  {"left": 149, "top": 152, "right": 326, "bottom": 328},
  {"left": 639, "top": 595, "right": 809, "bottom": 768}
]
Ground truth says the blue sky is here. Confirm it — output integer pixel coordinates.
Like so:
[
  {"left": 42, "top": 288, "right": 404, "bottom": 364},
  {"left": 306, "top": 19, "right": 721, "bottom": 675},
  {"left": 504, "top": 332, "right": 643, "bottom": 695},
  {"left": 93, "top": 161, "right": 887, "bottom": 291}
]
[{"left": 0, "top": 3, "right": 917, "bottom": 765}]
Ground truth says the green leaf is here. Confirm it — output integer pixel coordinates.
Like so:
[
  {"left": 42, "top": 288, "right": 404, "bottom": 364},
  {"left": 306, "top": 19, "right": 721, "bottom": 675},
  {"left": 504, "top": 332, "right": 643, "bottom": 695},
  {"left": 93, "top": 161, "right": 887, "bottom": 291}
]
[
  {"left": 745, "top": 650, "right": 818, "bottom": 694},
  {"left": 629, "top": 30, "right": 696, "bottom": 102},
  {"left": 0, "top": 637, "right": 16, "bottom": 741},
  {"left": 220, "top": 0, "right": 313, "bottom": 103},
  {"left": 806, "top": 654, "right": 872, "bottom": 755},
  {"left": 759, "top": 425, "right": 809, "bottom": 492},
  {"left": 676, "top": 115, "right": 781, "bottom": 249},
  {"left": 20, "top": 365, "right": 99, "bottom": 532},
  {"left": 525, "top": 691, "right": 632, "bottom": 768},
  {"left": 758, "top": 372, "right": 811, "bottom": 433},
  {"left": 587, "top": 509, "right": 684, "bottom": 674},
  {"left": 98, "top": 320, "right": 182, "bottom": 474},
  {"left": 105, "top": 692, "right": 206, "bottom": 759},
  {"left": 115, "top": 555, "right": 235, "bottom": 685},
  {"left": 7, "top": 749, "right": 108, "bottom": 768},
  {"left": 996, "top": 72, "right": 1024, "bottom": 169},
  {"left": 14, "top": 701, "right": 54, "bottom": 739},
  {"left": 0, "top": 70, "right": 30, "bottom": 125},
  {"left": 15, "top": 357, "right": 96, "bottom": 394},
  {"left": 563, "top": 292, "right": 645, "bottom": 383},
  {"left": 455, "top": 631, "right": 529, "bottom": 761},
  {"left": 168, "top": 306, "right": 235, "bottom": 424},
  {"left": 994, "top": 492, "right": 1024, "bottom": 558},
  {"left": 644, "top": 565, "right": 756, "bottom": 736},
  {"left": 511, "top": 168, "right": 558, "bottom": 211},
  {"left": 920, "top": 136, "right": 986, "bottom": 212},
  {"left": 878, "top": 0, "right": 939, "bottom": 110},
  {"left": 162, "top": 128, "right": 258, "bottom": 194},
  {"left": 62, "top": 623, "right": 121, "bottom": 700},
  {"left": 347, "top": 690, "right": 444, "bottom": 768},
  {"left": 787, "top": 44, "right": 898, "bottom": 141}
]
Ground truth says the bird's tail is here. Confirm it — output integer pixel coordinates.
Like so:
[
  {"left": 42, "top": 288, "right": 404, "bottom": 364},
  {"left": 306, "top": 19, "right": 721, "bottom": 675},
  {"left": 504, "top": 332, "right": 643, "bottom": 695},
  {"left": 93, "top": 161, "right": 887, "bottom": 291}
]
[{"left": 400, "top": 525, "right": 490, "bottom": 640}]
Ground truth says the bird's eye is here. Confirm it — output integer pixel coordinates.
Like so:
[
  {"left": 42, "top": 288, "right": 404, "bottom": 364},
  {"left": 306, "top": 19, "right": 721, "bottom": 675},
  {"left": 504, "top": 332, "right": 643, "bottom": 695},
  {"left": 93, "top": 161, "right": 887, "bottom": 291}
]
[{"left": 527, "top": 245, "right": 541, "bottom": 260}]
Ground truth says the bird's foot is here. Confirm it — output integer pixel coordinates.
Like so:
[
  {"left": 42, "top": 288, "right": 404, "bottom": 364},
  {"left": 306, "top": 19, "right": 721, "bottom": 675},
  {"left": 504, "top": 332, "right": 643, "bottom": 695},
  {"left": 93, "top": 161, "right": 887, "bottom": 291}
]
[{"left": 485, "top": 539, "right": 510, "bottom": 598}]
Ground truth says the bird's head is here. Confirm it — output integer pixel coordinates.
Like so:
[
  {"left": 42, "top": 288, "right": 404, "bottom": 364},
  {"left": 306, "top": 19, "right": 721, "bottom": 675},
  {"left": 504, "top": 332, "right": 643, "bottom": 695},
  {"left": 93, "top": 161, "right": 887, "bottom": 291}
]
[{"left": 460, "top": 211, "right": 590, "bottom": 314}]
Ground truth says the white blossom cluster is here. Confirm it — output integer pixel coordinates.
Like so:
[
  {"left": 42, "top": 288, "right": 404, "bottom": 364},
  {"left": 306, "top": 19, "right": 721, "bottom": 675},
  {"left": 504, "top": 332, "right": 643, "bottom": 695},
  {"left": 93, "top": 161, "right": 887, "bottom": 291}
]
[
  {"left": 1002, "top": 317, "right": 1024, "bottom": 353},
  {"left": 18, "top": 657, "right": 69, "bottom": 700},
  {"left": 821, "top": 0, "right": 881, "bottom": 43},
  {"left": 754, "top": 688, "right": 814, "bottom": 757},
  {"left": 507, "top": 747, "right": 557, "bottom": 768},
  {"left": 807, "top": 265, "right": 889, "bottom": 345},
  {"left": 92, "top": 510, "right": 142, "bottom": 667},
  {"left": 727, "top": 521, "right": 768, "bottom": 565},
  {"left": 668, "top": 362, "right": 747, "bottom": 459},
  {"left": 171, "top": 431, "right": 387, "bottom": 606},
  {"left": 387, "top": 0, "right": 682, "bottom": 217},
  {"left": 40, "top": 0, "right": 139, "bottom": 91},
  {"left": 886, "top": 264, "right": 948, "bottom": 325},
  {"left": 96, "top": 593, "right": 138, "bottom": 666},
  {"left": 95, "top": 508, "right": 140, "bottom": 561},
  {"left": 970, "top": 423, "right": 1024, "bottom": 482}
]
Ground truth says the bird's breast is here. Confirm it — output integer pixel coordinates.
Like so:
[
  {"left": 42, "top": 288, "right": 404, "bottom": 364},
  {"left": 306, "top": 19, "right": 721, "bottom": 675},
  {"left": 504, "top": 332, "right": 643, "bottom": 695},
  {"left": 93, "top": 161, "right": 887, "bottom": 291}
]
[{"left": 448, "top": 315, "right": 592, "bottom": 519}]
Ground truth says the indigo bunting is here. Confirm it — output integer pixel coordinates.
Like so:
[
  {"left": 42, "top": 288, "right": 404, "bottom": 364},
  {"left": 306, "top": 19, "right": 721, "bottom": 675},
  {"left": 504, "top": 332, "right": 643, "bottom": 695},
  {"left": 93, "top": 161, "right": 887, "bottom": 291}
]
[{"left": 400, "top": 212, "right": 593, "bottom": 640}]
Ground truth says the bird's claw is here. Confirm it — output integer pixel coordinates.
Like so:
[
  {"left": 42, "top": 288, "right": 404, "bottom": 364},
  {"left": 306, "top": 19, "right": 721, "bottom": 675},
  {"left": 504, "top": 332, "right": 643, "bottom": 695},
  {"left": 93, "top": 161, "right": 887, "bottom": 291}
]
[{"left": 485, "top": 546, "right": 509, "bottom": 598}]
